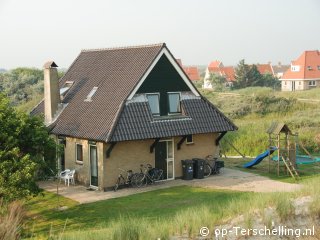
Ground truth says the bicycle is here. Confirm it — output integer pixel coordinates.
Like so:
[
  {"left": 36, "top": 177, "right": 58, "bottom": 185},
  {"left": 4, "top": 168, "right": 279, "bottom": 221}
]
[
  {"left": 203, "top": 155, "right": 220, "bottom": 178},
  {"left": 113, "top": 168, "right": 134, "bottom": 191},
  {"left": 135, "top": 164, "right": 163, "bottom": 187}
]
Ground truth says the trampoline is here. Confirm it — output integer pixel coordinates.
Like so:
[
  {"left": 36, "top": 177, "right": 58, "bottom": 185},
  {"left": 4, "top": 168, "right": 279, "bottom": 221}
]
[{"left": 272, "top": 155, "right": 320, "bottom": 165}]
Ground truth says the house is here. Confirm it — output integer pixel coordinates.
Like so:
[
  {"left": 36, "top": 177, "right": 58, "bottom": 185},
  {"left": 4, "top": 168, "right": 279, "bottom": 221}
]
[
  {"left": 203, "top": 61, "right": 235, "bottom": 89},
  {"left": 183, "top": 66, "right": 200, "bottom": 81},
  {"left": 176, "top": 59, "right": 200, "bottom": 81},
  {"left": 272, "top": 62, "right": 290, "bottom": 79},
  {"left": 31, "top": 43, "right": 237, "bottom": 190},
  {"left": 280, "top": 50, "right": 320, "bottom": 91},
  {"left": 256, "top": 63, "right": 274, "bottom": 76}
]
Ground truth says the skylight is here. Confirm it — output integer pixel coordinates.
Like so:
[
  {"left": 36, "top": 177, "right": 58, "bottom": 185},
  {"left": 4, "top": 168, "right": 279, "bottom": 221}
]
[{"left": 85, "top": 87, "right": 98, "bottom": 102}]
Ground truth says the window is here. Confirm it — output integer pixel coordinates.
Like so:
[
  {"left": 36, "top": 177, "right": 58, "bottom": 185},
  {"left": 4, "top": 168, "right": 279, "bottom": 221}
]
[
  {"left": 168, "top": 92, "right": 181, "bottom": 114},
  {"left": 284, "top": 81, "right": 287, "bottom": 86},
  {"left": 299, "top": 81, "right": 301, "bottom": 85},
  {"left": 84, "top": 87, "right": 98, "bottom": 102},
  {"left": 307, "top": 66, "right": 312, "bottom": 70},
  {"left": 186, "top": 135, "right": 193, "bottom": 144},
  {"left": 309, "top": 80, "right": 316, "bottom": 86},
  {"left": 318, "top": 66, "right": 320, "bottom": 70},
  {"left": 146, "top": 93, "right": 160, "bottom": 115},
  {"left": 76, "top": 144, "right": 83, "bottom": 162}
]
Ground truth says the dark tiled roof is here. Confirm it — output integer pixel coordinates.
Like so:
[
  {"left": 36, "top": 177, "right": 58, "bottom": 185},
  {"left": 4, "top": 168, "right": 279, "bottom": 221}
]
[
  {"left": 32, "top": 43, "right": 237, "bottom": 142},
  {"left": 31, "top": 43, "right": 164, "bottom": 141},
  {"left": 110, "top": 98, "right": 237, "bottom": 142}
]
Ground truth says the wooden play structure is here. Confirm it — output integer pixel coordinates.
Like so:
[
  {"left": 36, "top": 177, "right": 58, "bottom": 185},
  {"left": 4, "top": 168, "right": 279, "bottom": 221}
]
[{"left": 267, "top": 122, "right": 300, "bottom": 180}]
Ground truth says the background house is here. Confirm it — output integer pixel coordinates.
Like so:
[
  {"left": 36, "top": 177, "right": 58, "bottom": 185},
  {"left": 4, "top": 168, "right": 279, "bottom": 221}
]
[
  {"left": 203, "top": 61, "right": 235, "bottom": 89},
  {"left": 256, "top": 63, "right": 274, "bottom": 76},
  {"left": 280, "top": 50, "right": 320, "bottom": 91},
  {"left": 272, "top": 62, "right": 290, "bottom": 78},
  {"left": 176, "top": 59, "right": 200, "bottom": 81},
  {"left": 32, "top": 43, "right": 237, "bottom": 190}
]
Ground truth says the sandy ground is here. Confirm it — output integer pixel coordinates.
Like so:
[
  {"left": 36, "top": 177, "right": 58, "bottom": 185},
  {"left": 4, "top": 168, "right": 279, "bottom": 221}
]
[{"left": 38, "top": 168, "right": 300, "bottom": 204}]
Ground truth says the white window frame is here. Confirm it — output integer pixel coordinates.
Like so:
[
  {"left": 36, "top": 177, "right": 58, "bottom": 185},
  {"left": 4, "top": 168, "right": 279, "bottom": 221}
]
[
  {"left": 309, "top": 80, "right": 316, "bottom": 86},
  {"left": 159, "top": 138, "right": 175, "bottom": 180},
  {"left": 89, "top": 143, "right": 98, "bottom": 188},
  {"left": 146, "top": 93, "right": 160, "bottom": 116},
  {"left": 167, "top": 92, "right": 181, "bottom": 115},
  {"left": 76, "top": 143, "right": 83, "bottom": 164},
  {"left": 186, "top": 135, "right": 193, "bottom": 144}
]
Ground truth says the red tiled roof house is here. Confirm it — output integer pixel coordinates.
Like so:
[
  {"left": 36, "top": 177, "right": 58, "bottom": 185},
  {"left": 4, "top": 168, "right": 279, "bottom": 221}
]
[
  {"left": 280, "top": 50, "right": 320, "bottom": 91},
  {"left": 203, "top": 61, "right": 236, "bottom": 89},
  {"left": 32, "top": 44, "right": 236, "bottom": 190}
]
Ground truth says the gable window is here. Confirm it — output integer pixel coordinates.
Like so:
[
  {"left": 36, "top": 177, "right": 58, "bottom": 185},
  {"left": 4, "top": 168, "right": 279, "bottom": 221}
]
[
  {"left": 186, "top": 135, "right": 193, "bottom": 144},
  {"left": 76, "top": 144, "right": 83, "bottom": 162},
  {"left": 309, "top": 80, "right": 316, "bottom": 86},
  {"left": 168, "top": 92, "right": 181, "bottom": 114},
  {"left": 146, "top": 93, "right": 160, "bottom": 115}
]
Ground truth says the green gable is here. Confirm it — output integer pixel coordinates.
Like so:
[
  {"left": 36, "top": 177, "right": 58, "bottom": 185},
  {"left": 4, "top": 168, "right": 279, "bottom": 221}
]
[{"left": 136, "top": 55, "right": 190, "bottom": 115}]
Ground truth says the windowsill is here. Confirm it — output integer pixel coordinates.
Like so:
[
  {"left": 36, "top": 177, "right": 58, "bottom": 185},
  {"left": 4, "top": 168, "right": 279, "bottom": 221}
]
[
  {"left": 168, "top": 112, "right": 182, "bottom": 116},
  {"left": 153, "top": 115, "right": 189, "bottom": 121},
  {"left": 76, "top": 160, "right": 83, "bottom": 165},
  {"left": 186, "top": 142, "right": 194, "bottom": 145}
]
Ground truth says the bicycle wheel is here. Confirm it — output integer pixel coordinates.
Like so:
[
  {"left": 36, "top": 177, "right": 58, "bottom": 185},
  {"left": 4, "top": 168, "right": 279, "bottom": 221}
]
[
  {"left": 134, "top": 173, "right": 146, "bottom": 188},
  {"left": 113, "top": 182, "right": 119, "bottom": 191},
  {"left": 203, "top": 164, "right": 212, "bottom": 178},
  {"left": 131, "top": 173, "right": 141, "bottom": 187},
  {"left": 155, "top": 169, "right": 163, "bottom": 181}
]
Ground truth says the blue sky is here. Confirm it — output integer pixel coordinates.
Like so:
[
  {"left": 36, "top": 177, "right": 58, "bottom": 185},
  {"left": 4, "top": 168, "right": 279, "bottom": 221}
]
[{"left": 0, "top": 0, "right": 319, "bottom": 69}]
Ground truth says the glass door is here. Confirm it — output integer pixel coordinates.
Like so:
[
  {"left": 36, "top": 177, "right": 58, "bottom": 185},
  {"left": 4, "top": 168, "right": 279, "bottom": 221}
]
[
  {"left": 90, "top": 145, "right": 98, "bottom": 187},
  {"left": 166, "top": 140, "right": 174, "bottom": 180}
]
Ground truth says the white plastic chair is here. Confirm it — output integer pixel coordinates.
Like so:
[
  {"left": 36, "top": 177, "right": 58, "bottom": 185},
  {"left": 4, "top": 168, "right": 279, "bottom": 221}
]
[{"left": 60, "top": 169, "right": 75, "bottom": 186}]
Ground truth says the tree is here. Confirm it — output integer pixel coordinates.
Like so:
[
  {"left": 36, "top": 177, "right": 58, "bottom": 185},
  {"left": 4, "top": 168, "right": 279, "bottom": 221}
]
[
  {"left": 262, "top": 73, "right": 280, "bottom": 89},
  {"left": 0, "top": 94, "right": 57, "bottom": 201},
  {"left": 234, "top": 59, "right": 251, "bottom": 88},
  {"left": 234, "top": 60, "right": 279, "bottom": 89},
  {"left": 209, "top": 73, "right": 227, "bottom": 91}
]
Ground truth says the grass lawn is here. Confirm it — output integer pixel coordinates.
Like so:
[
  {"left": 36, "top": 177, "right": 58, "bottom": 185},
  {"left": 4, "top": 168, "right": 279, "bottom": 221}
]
[{"left": 24, "top": 186, "right": 251, "bottom": 238}]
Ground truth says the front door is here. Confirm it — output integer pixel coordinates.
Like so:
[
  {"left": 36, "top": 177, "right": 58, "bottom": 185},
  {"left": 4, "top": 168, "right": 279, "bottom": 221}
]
[
  {"left": 58, "top": 138, "right": 65, "bottom": 171},
  {"left": 89, "top": 145, "right": 98, "bottom": 187},
  {"left": 155, "top": 140, "right": 174, "bottom": 180},
  {"left": 292, "top": 81, "right": 296, "bottom": 91}
]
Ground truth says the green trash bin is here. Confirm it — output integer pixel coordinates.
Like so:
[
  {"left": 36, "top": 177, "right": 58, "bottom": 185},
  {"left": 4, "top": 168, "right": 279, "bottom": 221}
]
[
  {"left": 192, "top": 158, "right": 204, "bottom": 179},
  {"left": 181, "top": 160, "right": 194, "bottom": 180}
]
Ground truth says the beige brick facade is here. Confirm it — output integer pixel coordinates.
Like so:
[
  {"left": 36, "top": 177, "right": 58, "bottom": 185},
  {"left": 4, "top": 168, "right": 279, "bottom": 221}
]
[
  {"left": 63, "top": 137, "right": 104, "bottom": 190},
  {"left": 281, "top": 79, "right": 320, "bottom": 91},
  {"left": 62, "top": 133, "right": 219, "bottom": 190}
]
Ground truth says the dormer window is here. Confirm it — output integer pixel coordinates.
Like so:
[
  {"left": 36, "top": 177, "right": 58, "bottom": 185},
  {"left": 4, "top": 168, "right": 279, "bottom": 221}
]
[
  {"left": 168, "top": 92, "right": 181, "bottom": 114},
  {"left": 146, "top": 93, "right": 160, "bottom": 116}
]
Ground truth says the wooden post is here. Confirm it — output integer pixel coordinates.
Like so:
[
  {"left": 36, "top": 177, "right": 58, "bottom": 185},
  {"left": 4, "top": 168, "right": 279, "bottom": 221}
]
[
  {"left": 277, "top": 133, "right": 281, "bottom": 177},
  {"left": 268, "top": 134, "right": 271, "bottom": 173}
]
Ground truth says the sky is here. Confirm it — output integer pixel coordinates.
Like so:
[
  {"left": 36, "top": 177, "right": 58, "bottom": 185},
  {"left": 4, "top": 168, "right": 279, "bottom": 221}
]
[{"left": 0, "top": 0, "right": 319, "bottom": 69}]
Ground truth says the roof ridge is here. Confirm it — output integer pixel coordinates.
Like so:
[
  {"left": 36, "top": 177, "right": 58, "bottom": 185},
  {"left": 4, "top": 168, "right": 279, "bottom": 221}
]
[{"left": 81, "top": 43, "right": 165, "bottom": 52}]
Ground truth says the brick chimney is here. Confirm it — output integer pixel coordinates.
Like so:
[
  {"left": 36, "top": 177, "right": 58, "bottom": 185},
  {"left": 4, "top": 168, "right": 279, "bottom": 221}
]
[{"left": 43, "top": 61, "right": 60, "bottom": 124}]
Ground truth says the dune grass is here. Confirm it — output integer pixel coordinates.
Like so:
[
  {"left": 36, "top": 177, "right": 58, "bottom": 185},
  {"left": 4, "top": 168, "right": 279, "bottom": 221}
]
[
  {"left": 200, "top": 87, "right": 320, "bottom": 156},
  {"left": 23, "top": 174, "right": 320, "bottom": 239}
]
